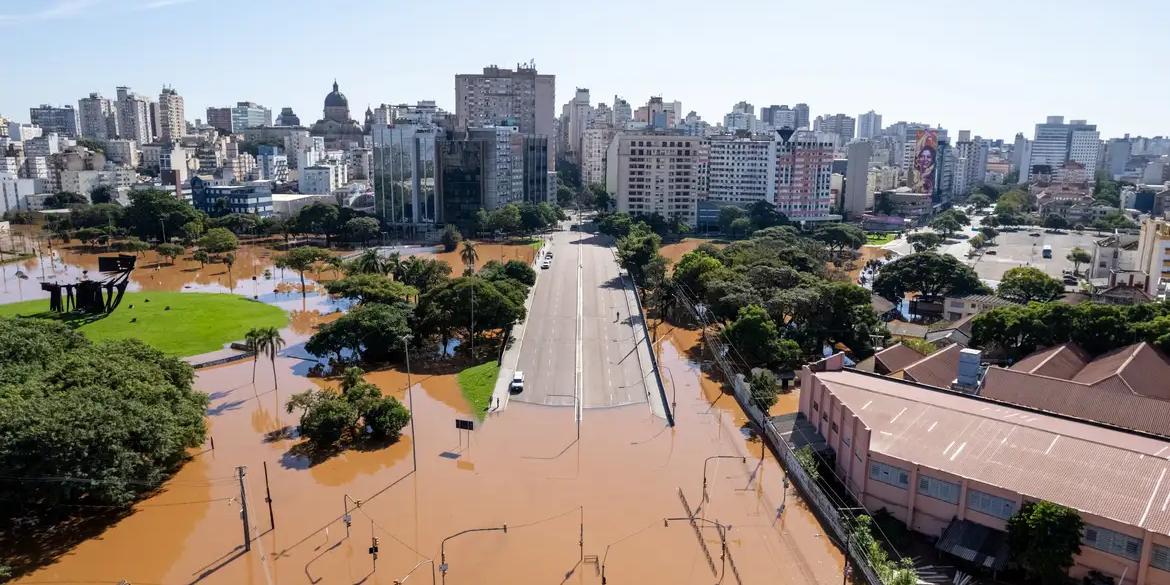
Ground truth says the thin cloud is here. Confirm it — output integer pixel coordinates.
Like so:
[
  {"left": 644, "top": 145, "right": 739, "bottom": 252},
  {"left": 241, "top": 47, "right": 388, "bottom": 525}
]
[{"left": 0, "top": 0, "right": 101, "bottom": 23}]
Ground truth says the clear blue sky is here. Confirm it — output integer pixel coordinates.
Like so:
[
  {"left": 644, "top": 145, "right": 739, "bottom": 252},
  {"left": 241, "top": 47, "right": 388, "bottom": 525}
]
[{"left": 2, "top": 0, "right": 1166, "bottom": 140}]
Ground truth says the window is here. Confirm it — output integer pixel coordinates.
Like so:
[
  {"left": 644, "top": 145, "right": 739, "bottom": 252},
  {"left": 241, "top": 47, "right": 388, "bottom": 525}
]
[
  {"left": 812, "top": 401, "right": 819, "bottom": 411},
  {"left": 1083, "top": 525, "right": 1141, "bottom": 561},
  {"left": 1153, "top": 545, "right": 1170, "bottom": 572},
  {"left": 966, "top": 489, "right": 1016, "bottom": 520},
  {"left": 917, "top": 475, "right": 960, "bottom": 504},
  {"left": 831, "top": 422, "right": 838, "bottom": 433},
  {"left": 869, "top": 461, "right": 909, "bottom": 489}
]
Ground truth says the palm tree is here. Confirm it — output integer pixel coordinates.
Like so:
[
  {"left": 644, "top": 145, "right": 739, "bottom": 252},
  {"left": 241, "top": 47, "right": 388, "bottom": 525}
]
[
  {"left": 224, "top": 252, "right": 236, "bottom": 287},
  {"left": 324, "top": 255, "right": 344, "bottom": 278},
  {"left": 244, "top": 328, "right": 262, "bottom": 384},
  {"left": 347, "top": 249, "right": 384, "bottom": 275},
  {"left": 254, "top": 327, "right": 286, "bottom": 391},
  {"left": 460, "top": 241, "right": 479, "bottom": 273},
  {"left": 385, "top": 251, "right": 403, "bottom": 279}
]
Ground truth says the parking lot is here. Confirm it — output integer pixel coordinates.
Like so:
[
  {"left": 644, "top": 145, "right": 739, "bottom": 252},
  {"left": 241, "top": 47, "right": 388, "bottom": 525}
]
[{"left": 967, "top": 228, "right": 1102, "bottom": 283}]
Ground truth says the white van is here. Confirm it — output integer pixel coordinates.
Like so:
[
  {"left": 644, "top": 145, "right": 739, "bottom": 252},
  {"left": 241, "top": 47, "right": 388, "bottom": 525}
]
[{"left": 509, "top": 371, "right": 525, "bottom": 393}]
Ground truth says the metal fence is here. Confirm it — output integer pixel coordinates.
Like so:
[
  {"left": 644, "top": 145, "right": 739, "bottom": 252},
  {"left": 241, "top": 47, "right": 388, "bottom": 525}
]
[{"left": 672, "top": 284, "right": 886, "bottom": 585}]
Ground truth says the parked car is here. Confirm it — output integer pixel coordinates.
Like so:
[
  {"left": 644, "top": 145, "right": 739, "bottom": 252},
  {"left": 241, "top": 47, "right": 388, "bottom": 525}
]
[
  {"left": 541, "top": 259, "right": 551, "bottom": 269},
  {"left": 509, "top": 371, "right": 524, "bottom": 393}
]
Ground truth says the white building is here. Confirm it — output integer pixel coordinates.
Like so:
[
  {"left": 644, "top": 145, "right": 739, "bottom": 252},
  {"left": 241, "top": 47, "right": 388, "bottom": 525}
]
[
  {"left": 0, "top": 173, "right": 38, "bottom": 214},
  {"left": 105, "top": 139, "right": 139, "bottom": 167},
  {"left": 60, "top": 169, "right": 136, "bottom": 202},
  {"left": 581, "top": 127, "right": 616, "bottom": 187},
  {"left": 78, "top": 93, "right": 117, "bottom": 141},
  {"left": 1027, "top": 116, "right": 1098, "bottom": 180},
  {"left": 255, "top": 146, "right": 289, "bottom": 183},
  {"left": 115, "top": 87, "right": 153, "bottom": 145},
  {"left": 706, "top": 135, "right": 775, "bottom": 204},
  {"left": 231, "top": 102, "right": 272, "bottom": 130},
  {"left": 23, "top": 134, "right": 60, "bottom": 158},
  {"left": 606, "top": 133, "right": 703, "bottom": 226},
  {"left": 612, "top": 96, "right": 632, "bottom": 127},
  {"left": 566, "top": 88, "right": 592, "bottom": 161},
  {"left": 1135, "top": 218, "right": 1170, "bottom": 300},
  {"left": 158, "top": 87, "right": 185, "bottom": 143},
  {"left": 299, "top": 166, "right": 339, "bottom": 195},
  {"left": 6, "top": 122, "right": 42, "bottom": 142},
  {"left": 857, "top": 110, "right": 882, "bottom": 140}
]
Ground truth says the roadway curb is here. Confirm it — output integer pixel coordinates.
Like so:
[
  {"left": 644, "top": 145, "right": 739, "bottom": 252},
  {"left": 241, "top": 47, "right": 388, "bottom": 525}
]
[{"left": 488, "top": 240, "right": 547, "bottom": 414}]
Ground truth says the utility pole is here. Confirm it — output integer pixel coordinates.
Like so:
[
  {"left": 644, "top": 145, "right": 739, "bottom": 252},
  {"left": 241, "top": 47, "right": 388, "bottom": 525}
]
[
  {"left": 263, "top": 461, "right": 275, "bottom": 530},
  {"left": 236, "top": 466, "right": 251, "bottom": 552},
  {"left": 402, "top": 334, "right": 417, "bottom": 471}
]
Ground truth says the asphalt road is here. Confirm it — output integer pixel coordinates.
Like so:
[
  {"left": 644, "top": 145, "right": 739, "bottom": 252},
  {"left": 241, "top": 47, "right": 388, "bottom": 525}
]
[{"left": 511, "top": 227, "right": 648, "bottom": 410}]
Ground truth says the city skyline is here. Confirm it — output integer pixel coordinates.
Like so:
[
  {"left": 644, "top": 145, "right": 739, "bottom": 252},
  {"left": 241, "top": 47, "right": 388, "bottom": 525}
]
[{"left": 1, "top": 0, "right": 1167, "bottom": 140}]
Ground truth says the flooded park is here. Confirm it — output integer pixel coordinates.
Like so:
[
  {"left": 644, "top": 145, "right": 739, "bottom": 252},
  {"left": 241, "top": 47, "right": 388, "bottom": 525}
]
[{"left": 1, "top": 227, "right": 843, "bottom": 584}]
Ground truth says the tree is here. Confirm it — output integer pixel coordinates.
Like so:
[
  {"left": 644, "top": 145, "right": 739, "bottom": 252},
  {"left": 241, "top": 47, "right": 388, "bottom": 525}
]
[
  {"left": 197, "top": 227, "right": 239, "bottom": 254},
  {"left": 223, "top": 252, "right": 236, "bottom": 282},
  {"left": 1066, "top": 247, "right": 1091, "bottom": 275},
  {"left": 274, "top": 246, "right": 332, "bottom": 298},
  {"left": 481, "top": 259, "right": 537, "bottom": 287},
  {"left": 179, "top": 220, "right": 203, "bottom": 244},
  {"left": 749, "top": 369, "right": 780, "bottom": 410},
  {"left": 415, "top": 277, "right": 526, "bottom": 351},
  {"left": 1043, "top": 213, "right": 1069, "bottom": 230},
  {"left": 968, "top": 233, "right": 986, "bottom": 249},
  {"left": 488, "top": 204, "right": 522, "bottom": 234},
  {"left": 440, "top": 225, "right": 462, "bottom": 252},
  {"left": 460, "top": 240, "right": 479, "bottom": 273},
  {"left": 598, "top": 212, "right": 635, "bottom": 238},
  {"left": 396, "top": 256, "right": 452, "bottom": 296},
  {"left": 324, "top": 274, "right": 417, "bottom": 305},
  {"left": 907, "top": 232, "right": 943, "bottom": 252},
  {"left": 245, "top": 327, "right": 262, "bottom": 384},
  {"left": 966, "top": 193, "right": 992, "bottom": 211},
  {"left": 722, "top": 304, "right": 795, "bottom": 370},
  {"left": 872, "top": 252, "right": 989, "bottom": 301},
  {"left": 0, "top": 318, "right": 206, "bottom": 524},
  {"left": 306, "top": 302, "right": 413, "bottom": 363},
  {"left": 590, "top": 184, "right": 614, "bottom": 211},
  {"left": 252, "top": 327, "right": 286, "bottom": 391},
  {"left": 746, "top": 200, "right": 788, "bottom": 229},
  {"left": 121, "top": 189, "right": 203, "bottom": 242},
  {"left": 929, "top": 213, "right": 962, "bottom": 238},
  {"left": 979, "top": 226, "right": 998, "bottom": 243},
  {"left": 192, "top": 249, "right": 210, "bottom": 268},
  {"left": 156, "top": 242, "right": 184, "bottom": 266},
  {"left": 71, "top": 202, "right": 123, "bottom": 228},
  {"left": 616, "top": 225, "right": 663, "bottom": 283},
  {"left": 718, "top": 206, "right": 748, "bottom": 235},
  {"left": 43, "top": 191, "right": 88, "bottom": 209},
  {"left": 295, "top": 202, "right": 342, "bottom": 245},
  {"left": 344, "top": 216, "right": 380, "bottom": 245},
  {"left": 286, "top": 367, "right": 409, "bottom": 448},
  {"left": 119, "top": 237, "right": 151, "bottom": 256},
  {"left": 89, "top": 185, "right": 116, "bottom": 205},
  {"left": 997, "top": 266, "right": 1064, "bottom": 303},
  {"left": 1007, "top": 501, "right": 1083, "bottom": 585},
  {"left": 347, "top": 249, "right": 386, "bottom": 275}
]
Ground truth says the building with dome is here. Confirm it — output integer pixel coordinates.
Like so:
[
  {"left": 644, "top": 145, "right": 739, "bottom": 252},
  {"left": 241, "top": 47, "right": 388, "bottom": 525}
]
[{"left": 310, "top": 80, "right": 365, "bottom": 149}]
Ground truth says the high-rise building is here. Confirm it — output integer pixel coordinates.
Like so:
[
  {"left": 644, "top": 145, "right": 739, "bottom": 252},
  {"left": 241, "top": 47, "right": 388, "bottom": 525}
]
[
  {"left": 723, "top": 101, "right": 759, "bottom": 133},
  {"left": 231, "top": 102, "right": 273, "bottom": 131},
  {"left": 276, "top": 107, "right": 301, "bottom": 126},
  {"left": 812, "top": 114, "right": 856, "bottom": 145},
  {"left": 158, "top": 87, "right": 185, "bottom": 143},
  {"left": 566, "top": 88, "right": 591, "bottom": 159},
  {"left": 468, "top": 126, "right": 525, "bottom": 210},
  {"left": 706, "top": 135, "right": 775, "bottom": 204},
  {"left": 612, "top": 96, "right": 632, "bottom": 128},
  {"left": 793, "top": 103, "right": 810, "bottom": 130},
  {"left": 607, "top": 132, "right": 703, "bottom": 226},
  {"left": 455, "top": 64, "right": 555, "bottom": 168},
  {"left": 29, "top": 105, "right": 79, "bottom": 138},
  {"left": 206, "top": 107, "right": 233, "bottom": 133},
  {"left": 78, "top": 93, "right": 118, "bottom": 141},
  {"left": 857, "top": 110, "right": 882, "bottom": 140},
  {"left": 581, "top": 127, "right": 616, "bottom": 187},
  {"left": 255, "top": 144, "right": 288, "bottom": 182},
  {"left": 761, "top": 105, "right": 796, "bottom": 130},
  {"left": 1027, "top": 116, "right": 1097, "bottom": 180},
  {"left": 774, "top": 131, "right": 834, "bottom": 220},
  {"left": 844, "top": 140, "right": 873, "bottom": 219},
  {"left": 1106, "top": 138, "right": 1132, "bottom": 180},
  {"left": 953, "top": 135, "right": 989, "bottom": 196},
  {"left": 115, "top": 87, "right": 152, "bottom": 145}
]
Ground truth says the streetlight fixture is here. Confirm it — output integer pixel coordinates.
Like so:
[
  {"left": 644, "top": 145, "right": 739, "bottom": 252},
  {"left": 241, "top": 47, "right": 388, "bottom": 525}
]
[
  {"left": 394, "top": 558, "right": 437, "bottom": 585},
  {"left": 696, "top": 455, "right": 746, "bottom": 516},
  {"left": 402, "top": 334, "right": 418, "bottom": 472},
  {"left": 664, "top": 516, "right": 732, "bottom": 583},
  {"left": 439, "top": 524, "right": 508, "bottom": 585}
]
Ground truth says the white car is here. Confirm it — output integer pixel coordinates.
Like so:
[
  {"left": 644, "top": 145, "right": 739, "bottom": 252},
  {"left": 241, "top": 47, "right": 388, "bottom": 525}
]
[
  {"left": 509, "top": 371, "right": 525, "bottom": 393},
  {"left": 540, "top": 259, "right": 551, "bottom": 269}
]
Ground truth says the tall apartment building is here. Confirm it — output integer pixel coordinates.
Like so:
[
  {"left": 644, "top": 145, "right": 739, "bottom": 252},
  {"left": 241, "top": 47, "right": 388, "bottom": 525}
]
[
  {"left": 952, "top": 133, "right": 989, "bottom": 197},
  {"left": 158, "top": 87, "right": 185, "bottom": 143},
  {"left": 78, "top": 93, "right": 118, "bottom": 141},
  {"left": 468, "top": 126, "right": 525, "bottom": 210},
  {"left": 29, "top": 105, "right": 79, "bottom": 138},
  {"left": 276, "top": 107, "right": 301, "bottom": 126},
  {"left": 813, "top": 113, "right": 856, "bottom": 145},
  {"left": 1106, "top": 138, "right": 1132, "bottom": 180},
  {"left": 606, "top": 133, "right": 702, "bottom": 226},
  {"left": 761, "top": 105, "right": 797, "bottom": 130},
  {"left": 793, "top": 103, "right": 810, "bottom": 130},
  {"left": 775, "top": 132, "right": 835, "bottom": 220},
  {"left": 231, "top": 102, "right": 273, "bottom": 130},
  {"left": 255, "top": 144, "right": 288, "bottom": 182},
  {"left": 1027, "top": 116, "right": 1098, "bottom": 180},
  {"left": 723, "top": 101, "right": 759, "bottom": 133},
  {"left": 844, "top": 140, "right": 874, "bottom": 219},
  {"left": 706, "top": 135, "right": 775, "bottom": 204},
  {"left": 206, "top": 107, "right": 233, "bottom": 133},
  {"left": 454, "top": 64, "right": 555, "bottom": 167},
  {"left": 612, "top": 96, "right": 632, "bottom": 127},
  {"left": 581, "top": 127, "right": 616, "bottom": 187},
  {"left": 857, "top": 110, "right": 882, "bottom": 140},
  {"left": 565, "top": 88, "right": 591, "bottom": 160},
  {"left": 115, "top": 87, "right": 152, "bottom": 145}
]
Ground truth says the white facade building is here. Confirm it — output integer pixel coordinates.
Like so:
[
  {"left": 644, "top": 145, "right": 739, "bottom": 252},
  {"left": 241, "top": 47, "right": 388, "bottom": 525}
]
[
  {"left": 105, "top": 139, "right": 139, "bottom": 167},
  {"left": 230, "top": 102, "right": 272, "bottom": 130},
  {"left": 566, "top": 88, "right": 591, "bottom": 160},
  {"left": 581, "top": 127, "right": 616, "bottom": 187},
  {"left": 775, "top": 132, "right": 835, "bottom": 220},
  {"left": 158, "top": 87, "right": 185, "bottom": 143},
  {"left": 299, "top": 166, "right": 339, "bottom": 195},
  {"left": 606, "top": 133, "right": 702, "bottom": 226},
  {"left": 857, "top": 110, "right": 882, "bottom": 140},
  {"left": 60, "top": 169, "right": 136, "bottom": 201},
  {"left": 706, "top": 135, "right": 775, "bottom": 204},
  {"left": 0, "top": 173, "right": 38, "bottom": 214},
  {"left": 115, "top": 87, "right": 152, "bottom": 145}
]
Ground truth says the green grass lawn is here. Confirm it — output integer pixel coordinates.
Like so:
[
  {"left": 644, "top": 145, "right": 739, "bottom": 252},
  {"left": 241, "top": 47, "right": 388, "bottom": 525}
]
[
  {"left": 866, "top": 232, "right": 897, "bottom": 245},
  {"left": 456, "top": 360, "right": 499, "bottom": 417},
  {"left": 0, "top": 291, "right": 288, "bottom": 357}
]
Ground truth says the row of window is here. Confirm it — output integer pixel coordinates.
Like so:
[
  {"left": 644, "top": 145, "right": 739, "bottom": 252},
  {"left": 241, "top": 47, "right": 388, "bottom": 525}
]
[{"left": 867, "top": 462, "right": 1016, "bottom": 519}]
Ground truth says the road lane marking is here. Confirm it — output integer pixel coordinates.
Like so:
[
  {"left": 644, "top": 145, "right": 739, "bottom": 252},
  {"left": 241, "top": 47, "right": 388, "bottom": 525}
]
[{"left": 575, "top": 232, "right": 584, "bottom": 422}]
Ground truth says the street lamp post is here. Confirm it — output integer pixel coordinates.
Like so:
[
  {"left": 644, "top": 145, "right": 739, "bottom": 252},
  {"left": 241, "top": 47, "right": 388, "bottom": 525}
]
[
  {"left": 439, "top": 524, "right": 508, "bottom": 585},
  {"left": 664, "top": 516, "right": 732, "bottom": 583},
  {"left": 402, "top": 334, "right": 418, "bottom": 472},
  {"left": 696, "top": 455, "right": 746, "bottom": 516},
  {"left": 548, "top": 393, "right": 580, "bottom": 441},
  {"left": 393, "top": 558, "right": 437, "bottom": 585}
]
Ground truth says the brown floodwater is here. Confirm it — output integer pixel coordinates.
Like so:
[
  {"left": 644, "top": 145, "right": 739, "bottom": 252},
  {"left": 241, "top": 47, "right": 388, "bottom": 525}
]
[
  {"left": 12, "top": 317, "right": 843, "bottom": 585},
  {"left": 659, "top": 238, "right": 727, "bottom": 266},
  {"left": 430, "top": 241, "right": 538, "bottom": 273}
]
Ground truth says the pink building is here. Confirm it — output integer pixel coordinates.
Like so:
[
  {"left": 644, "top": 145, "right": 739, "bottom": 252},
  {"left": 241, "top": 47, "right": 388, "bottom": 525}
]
[{"left": 800, "top": 355, "right": 1170, "bottom": 584}]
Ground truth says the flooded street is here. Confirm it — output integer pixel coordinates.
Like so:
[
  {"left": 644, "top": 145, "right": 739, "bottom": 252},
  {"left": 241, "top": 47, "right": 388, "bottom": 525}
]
[{"left": 13, "top": 325, "right": 843, "bottom": 585}]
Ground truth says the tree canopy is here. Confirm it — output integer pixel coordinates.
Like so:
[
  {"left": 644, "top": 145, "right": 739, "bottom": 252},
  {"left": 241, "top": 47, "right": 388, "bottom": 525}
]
[
  {"left": 324, "top": 273, "right": 417, "bottom": 305},
  {"left": 907, "top": 232, "right": 943, "bottom": 252},
  {"left": 971, "top": 301, "right": 1170, "bottom": 358},
  {"left": 996, "top": 267, "right": 1064, "bottom": 303},
  {"left": 122, "top": 189, "right": 203, "bottom": 241},
  {"left": 306, "top": 302, "right": 413, "bottom": 363},
  {"left": 197, "top": 227, "right": 239, "bottom": 254},
  {"left": 286, "top": 367, "right": 409, "bottom": 448},
  {"left": 812, "top": 223, "right": 866, "bottom": 257},
  {"left": 1007, "top": 501, "right": 1083, "bottom": 585},
  {"left": 872, "top": 252, "right": 989, "bottom": 301}
]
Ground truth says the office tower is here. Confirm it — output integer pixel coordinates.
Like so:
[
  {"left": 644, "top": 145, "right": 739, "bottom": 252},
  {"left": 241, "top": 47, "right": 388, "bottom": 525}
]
[
  {"left": 1106, "top": 138, "right": 1132, "bottom": 180},
  {"left": 813, "top": 114, "right": 856, "bottom": 144},
  {"left": 206, "top": 107, "right": 233, "bottom": 133},
  {"left": 793, "top": 103, "right": 810, "bottom": 130},
  {"left": 78, "top": 93, "right": 118, "bottom": 141},
  {"left": 455, "top": 64, "right": 555, "bottom": 167},
  {"left": 857, "top": 110, "right": 882, "bottom": 140},
  {"left": 606, "top": 133, "right": 702, "bottom": 226},
  {"left": 844, "top": 140, "right": 873, "bottom": 219},
  {"left": 115, "top": 87, "right": 152, "bottom": 145},
  {"left": 231, "top": 102, "right": 273, "bottom": 130},
  {"left": 158, "top": 86, "right": 185, "bottom": 143},
  {"left": 1027, "top": 116, "right": 1097, "bottom": 180},
  {"left": 29, "top": 105, "right": 79, "bottom": 138},
  {"left": 276, "top": 107, "right": 301, "bottom": 126}
]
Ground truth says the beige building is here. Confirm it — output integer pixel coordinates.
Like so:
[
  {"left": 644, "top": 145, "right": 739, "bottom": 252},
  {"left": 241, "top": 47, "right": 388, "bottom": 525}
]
[
  {"left": 580, "top": 127, "right": 615, "bottom": 187},
  {"left": 158, "top": 87, "right": 185, "bottom": 143},
  {"left": 455, "top": 65, "right": 555, "bottom": 168},
  {"left": 606, "top": 132, "right": 702, "bottom": 227},
  {"left": 1136, "top": 218, "right": 1170, "bottom": 300}
]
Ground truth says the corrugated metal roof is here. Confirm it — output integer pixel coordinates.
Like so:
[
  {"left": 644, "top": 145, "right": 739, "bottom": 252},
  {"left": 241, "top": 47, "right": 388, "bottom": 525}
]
[
  {"left": 874, "top": 343, "right": 925, "bottom": 374},
  {"left": 818, "top": 370, "right": 1170, "bottom": 535},
  {"left": 1011, "top": 342, "right": 1090, "bottom": 378},
  {"left": 901, "top": 344, "right": 961, "bottom": 388}
]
